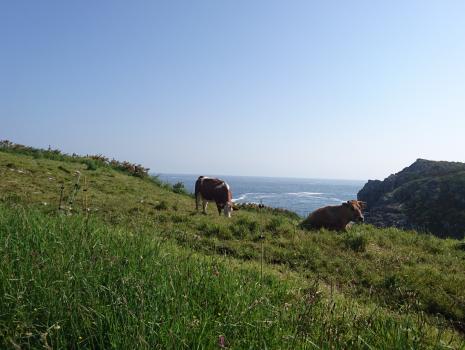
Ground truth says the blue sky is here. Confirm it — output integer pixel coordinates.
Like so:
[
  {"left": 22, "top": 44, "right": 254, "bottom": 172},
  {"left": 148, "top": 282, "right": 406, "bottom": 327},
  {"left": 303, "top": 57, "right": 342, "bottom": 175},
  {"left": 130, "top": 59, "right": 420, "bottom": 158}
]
[{"left": 1, "top": 1, "right": 465, "bottom": 180}]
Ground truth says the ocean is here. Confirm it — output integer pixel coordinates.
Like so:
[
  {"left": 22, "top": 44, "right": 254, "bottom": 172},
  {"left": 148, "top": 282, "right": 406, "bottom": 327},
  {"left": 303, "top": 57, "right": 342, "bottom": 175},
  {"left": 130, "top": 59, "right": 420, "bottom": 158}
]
[{"left": 157, "top": 174, "right": 366, "bottom": 217}]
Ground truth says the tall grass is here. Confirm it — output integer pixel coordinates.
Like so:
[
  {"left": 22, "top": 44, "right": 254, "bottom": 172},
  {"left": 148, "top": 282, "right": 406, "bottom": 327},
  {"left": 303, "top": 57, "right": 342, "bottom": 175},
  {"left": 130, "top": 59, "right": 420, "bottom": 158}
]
[{"left": 1, "top": 204, "right": 463, "bottom": 349}]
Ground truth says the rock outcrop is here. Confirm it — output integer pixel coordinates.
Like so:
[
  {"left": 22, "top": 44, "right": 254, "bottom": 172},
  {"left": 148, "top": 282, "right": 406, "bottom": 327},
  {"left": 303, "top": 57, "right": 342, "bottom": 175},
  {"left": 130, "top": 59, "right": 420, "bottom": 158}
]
[{"left": 358, "top": 159, "right": 465, "bottom": 239}]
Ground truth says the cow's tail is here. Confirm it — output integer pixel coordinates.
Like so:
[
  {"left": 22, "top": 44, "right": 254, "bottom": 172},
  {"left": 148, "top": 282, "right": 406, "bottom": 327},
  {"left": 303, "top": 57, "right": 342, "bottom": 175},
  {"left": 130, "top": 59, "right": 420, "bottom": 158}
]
[{"left": 195, "top": 176, "right": 204, "bottom": 211}]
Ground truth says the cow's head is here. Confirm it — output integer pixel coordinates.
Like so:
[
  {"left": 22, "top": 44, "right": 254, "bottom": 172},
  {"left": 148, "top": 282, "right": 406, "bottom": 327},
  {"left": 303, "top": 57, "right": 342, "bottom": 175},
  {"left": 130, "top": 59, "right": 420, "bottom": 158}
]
[
  {"left": 343, "top": 200, "right": 365, "bottom": 223},
  {"left": 217, "top": 202, "right": 234, "bottom": 218}
]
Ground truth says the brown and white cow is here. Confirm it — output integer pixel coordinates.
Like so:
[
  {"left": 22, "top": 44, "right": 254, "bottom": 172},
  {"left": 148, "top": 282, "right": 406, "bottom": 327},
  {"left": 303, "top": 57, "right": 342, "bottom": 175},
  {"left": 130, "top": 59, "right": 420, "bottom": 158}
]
[
  {"left": 195, "top": 176, "right": 234, "bottom": 217},
  {"left": 300, "top": 200, "right": 366, "bottom": 231}
]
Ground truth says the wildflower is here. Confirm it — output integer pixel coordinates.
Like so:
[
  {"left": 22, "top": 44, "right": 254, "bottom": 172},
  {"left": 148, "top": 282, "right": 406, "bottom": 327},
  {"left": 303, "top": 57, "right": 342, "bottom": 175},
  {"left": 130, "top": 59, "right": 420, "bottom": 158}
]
[{"left": 218, "top": 335, "right": 227, "bottom": 348}]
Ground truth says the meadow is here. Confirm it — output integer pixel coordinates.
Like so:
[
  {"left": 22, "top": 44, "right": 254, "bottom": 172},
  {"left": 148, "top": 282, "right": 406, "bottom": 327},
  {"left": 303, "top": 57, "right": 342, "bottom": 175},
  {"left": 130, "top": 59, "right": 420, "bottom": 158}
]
[{"left": 1, "top": 146, "right": 465, "bottom": 349}]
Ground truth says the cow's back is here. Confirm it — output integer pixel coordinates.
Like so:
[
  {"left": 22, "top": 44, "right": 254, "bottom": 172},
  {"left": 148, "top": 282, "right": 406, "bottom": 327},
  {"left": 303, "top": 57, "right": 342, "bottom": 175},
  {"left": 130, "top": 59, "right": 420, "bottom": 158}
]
[
  {"left": 301, "top": 205, "right": 343, "bottom": 230},
  {"left": 195, "top": 176, "right": 230, "bottom": 203}
]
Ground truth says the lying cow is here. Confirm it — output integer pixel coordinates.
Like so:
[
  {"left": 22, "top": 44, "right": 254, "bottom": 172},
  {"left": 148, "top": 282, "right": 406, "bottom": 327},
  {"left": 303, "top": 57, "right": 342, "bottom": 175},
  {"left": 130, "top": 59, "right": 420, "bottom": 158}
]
[
  {"left": 300, "top": 200, "right": 366, "bottom": 231},
  {"left": 195, "top": 176, "right": 234, "bottom": 217}
]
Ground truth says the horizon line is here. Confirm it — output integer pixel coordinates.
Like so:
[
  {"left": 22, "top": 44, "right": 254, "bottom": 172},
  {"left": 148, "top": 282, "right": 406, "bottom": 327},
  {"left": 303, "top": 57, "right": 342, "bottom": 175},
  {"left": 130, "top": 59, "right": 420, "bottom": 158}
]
[{"left": 153, "top": 171, "right": 368, "bottom": 183}]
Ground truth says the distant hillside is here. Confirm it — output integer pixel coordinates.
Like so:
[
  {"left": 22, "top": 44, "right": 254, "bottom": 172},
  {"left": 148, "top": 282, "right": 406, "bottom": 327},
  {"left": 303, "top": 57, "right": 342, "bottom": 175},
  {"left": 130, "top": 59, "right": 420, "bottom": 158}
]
[{"left": 358, "top": 159, "right": 465, "bottom": 239}]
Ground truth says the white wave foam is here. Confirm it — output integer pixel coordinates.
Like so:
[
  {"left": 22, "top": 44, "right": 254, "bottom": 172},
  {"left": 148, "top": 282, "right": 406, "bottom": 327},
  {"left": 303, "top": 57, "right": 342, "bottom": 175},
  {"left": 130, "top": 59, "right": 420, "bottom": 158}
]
[
  {"left": 232, "top": 191, "right": 345, "bottom": 205},
  {"left": 232, "top": 194, "right": 247, "bottom": 202},
  {"left": 286, "top": 192, "right": 324, "bottom": 197},
  {"left": 232, "top": 192, "right": 278, "bottom": 202}
]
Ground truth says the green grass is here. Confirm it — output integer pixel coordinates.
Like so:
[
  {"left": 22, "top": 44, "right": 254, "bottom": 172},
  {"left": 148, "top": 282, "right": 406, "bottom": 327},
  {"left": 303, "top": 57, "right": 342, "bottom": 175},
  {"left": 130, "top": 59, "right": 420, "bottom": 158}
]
[
  {"left": 1, "top": 149, "right": 465, "bottom": 348},
  {"left": 2, "top": 205, "right": 463, "bottom": 349}
]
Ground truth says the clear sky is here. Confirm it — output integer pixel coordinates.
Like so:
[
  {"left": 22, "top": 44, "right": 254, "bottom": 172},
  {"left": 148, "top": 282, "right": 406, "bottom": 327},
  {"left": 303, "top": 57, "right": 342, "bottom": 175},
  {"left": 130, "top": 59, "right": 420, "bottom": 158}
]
[{"left": 2, "top": 1, "right": 465, "bottom": 180}]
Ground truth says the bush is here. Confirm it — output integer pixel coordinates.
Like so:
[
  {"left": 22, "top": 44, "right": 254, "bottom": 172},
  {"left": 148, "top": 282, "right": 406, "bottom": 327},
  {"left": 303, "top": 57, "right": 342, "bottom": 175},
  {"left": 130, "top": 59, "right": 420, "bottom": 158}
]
[
  {"left": 0, "top": 140, "right": 150, "bottom": 178},
  {"left": 83, "top": 158, "right": 98, "bottom": 171},
  {"left": 172, "top": 182, "right": 187, "bottom": 194},
  {"left": 234, "top": 202, "right": 300, "bottom": 220}
]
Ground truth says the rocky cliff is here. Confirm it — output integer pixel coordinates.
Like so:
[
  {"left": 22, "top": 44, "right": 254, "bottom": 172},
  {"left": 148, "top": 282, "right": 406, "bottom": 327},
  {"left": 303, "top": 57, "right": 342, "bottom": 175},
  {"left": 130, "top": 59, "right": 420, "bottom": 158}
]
[{"left": 358, "top": 159, "right": 465, "bottom": 239}]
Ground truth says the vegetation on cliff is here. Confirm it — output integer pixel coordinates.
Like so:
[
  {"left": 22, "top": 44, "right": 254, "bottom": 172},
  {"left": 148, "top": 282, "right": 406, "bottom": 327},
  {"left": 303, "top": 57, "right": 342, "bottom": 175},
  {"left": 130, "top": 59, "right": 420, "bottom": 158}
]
[{"left": 358, "top": 158, "right": 465, "bottom": 239}]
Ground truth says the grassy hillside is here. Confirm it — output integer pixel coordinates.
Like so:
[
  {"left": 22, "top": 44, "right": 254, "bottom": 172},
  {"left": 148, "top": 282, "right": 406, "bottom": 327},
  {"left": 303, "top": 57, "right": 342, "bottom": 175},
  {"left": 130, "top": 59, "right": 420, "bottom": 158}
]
[{"left": 1, "top": 148, "right": 465, "bottom": 349}]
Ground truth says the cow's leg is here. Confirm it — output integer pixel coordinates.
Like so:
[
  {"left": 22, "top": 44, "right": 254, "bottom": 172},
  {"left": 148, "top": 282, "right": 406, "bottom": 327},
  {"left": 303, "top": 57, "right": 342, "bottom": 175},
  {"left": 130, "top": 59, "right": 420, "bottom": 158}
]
[
  {"left": 202, "top": 200, "right": 208, "bottom": 214},
  {"left": 196, "top": 194, "right": 201, "bottom": 212},
  {"left": 338, "top": 220, "right": 348, "bottom": 231}
]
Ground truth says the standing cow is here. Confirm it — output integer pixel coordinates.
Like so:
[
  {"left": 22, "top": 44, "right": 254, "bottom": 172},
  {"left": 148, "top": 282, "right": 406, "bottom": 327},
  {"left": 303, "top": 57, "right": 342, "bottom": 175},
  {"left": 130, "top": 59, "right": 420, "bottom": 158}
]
[
  {"left": 195, "top": 176, "right": 234, "bottom": 217},
  {"left": 300, "top": 200, "right": 366, "bottom": 231}
]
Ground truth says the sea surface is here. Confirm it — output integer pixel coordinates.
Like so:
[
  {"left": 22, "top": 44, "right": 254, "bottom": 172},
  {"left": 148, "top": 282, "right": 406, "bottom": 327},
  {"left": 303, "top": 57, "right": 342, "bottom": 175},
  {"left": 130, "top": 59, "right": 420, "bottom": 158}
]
[{"left": 157, "top": 174, "right": 366, "bottom": 217}]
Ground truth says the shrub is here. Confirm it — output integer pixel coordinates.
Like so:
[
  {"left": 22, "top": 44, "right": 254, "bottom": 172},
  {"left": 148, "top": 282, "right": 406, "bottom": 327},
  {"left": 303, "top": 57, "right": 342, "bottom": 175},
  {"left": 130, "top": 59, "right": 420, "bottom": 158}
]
[
  {"left": 83, "top": 158, "right": 98, "bottom": 171},
  {"left": 172, "top": 182, "right": 187, "bottom": 194},
  {"left": 89, "top": 154, "right": 109, "bottom": 163},
  {"left": 149, "top": 176, "right": 190, "bottom": 195},
  {"left": 234, "top": 202, "right": 300, "bottom": 220},
  {"left": 110, "top": 160, "right": 149, "bottom": 178},
  {"left": 0, "top": 140, "right": 150, "bottom": 178}
]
